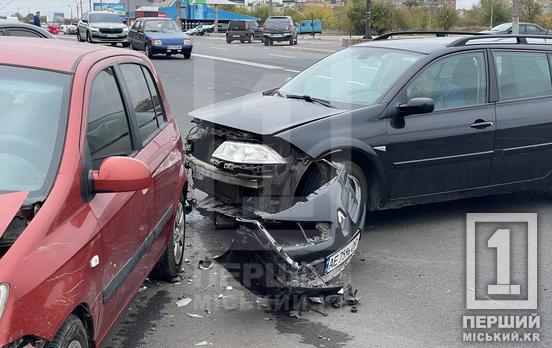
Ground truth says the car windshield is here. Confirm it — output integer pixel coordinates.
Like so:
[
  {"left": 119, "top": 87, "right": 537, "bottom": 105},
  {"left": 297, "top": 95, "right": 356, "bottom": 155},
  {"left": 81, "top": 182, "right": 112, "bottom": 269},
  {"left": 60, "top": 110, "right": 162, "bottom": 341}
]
[
  {"left": 491, "top": 23, "right": 511, "bottom": 31},
  {"left": 0, "top": 65, "right": 71, "bottom": 203},
  {"left": 89, "top": 13, "right": 121, "bottom": 23},
  {"left": 279, "top": 47, "right": 423, "bottom": 108},
  {"left": 145, "top": 20, "right": 180, "bottom": 33}
]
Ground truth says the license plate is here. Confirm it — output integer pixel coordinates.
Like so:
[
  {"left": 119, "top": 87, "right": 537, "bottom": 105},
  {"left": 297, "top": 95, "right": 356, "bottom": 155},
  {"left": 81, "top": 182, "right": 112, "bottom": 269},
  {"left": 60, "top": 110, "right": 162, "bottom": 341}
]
[
  {"left": 324, "top": 232, "right": 361, "bottom": 274},
  {"left": 232, "top": 35, "right": 240, "bottom": 37},
  {"left": 271, "top": 34, "right": 282, "bottom": 37},
  {"left": 168, "top": 45, "right": 182, "bottom": 50},
  {"left": 106, "top": 34, "right": 118, "bottom": 38}
]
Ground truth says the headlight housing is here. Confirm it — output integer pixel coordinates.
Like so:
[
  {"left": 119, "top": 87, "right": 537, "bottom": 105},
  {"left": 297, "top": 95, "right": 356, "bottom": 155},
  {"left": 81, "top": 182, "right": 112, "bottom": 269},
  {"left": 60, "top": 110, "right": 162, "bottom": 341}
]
[
  {"left": 0, "top": 283, "right": 9, "bottom": 320},
  {"left": 151, "top": 39, "right": 163, "bottom": 46},
  {"left": 184, "top": 39, "right": 192, "bottom": 45},
  {"left": 89, "top": 26, "right": 99, "bottom": 32},
  {"left": 212, "top": 141, "right": 286, "bottom": 164},
  {"left": 123, "top": 27, "right": 129, "bottom": 32}
]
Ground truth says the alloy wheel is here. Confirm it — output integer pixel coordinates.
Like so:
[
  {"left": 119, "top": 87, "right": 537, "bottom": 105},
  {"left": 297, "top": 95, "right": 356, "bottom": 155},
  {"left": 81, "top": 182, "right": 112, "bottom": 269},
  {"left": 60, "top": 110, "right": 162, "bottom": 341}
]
[{"left": 173, "top": 202, "right": 185, "bottom": 262}]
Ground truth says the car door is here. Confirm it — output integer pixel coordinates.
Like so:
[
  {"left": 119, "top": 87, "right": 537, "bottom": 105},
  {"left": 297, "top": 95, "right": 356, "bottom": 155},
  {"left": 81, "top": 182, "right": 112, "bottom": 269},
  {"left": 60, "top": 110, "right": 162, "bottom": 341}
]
[
  {"left": 84, "top": 65, "right": 154, "bottom": 337},
  {"left": 116, "top": 61, "right": 183, "bottom": 298},
  {"left": 136, "top": 20, "right": 146, "bottom": 49},
  {"left": 488, "top": 50, "right": 552, "bottom": 184},
  {"left": 386, "top": 50, "right": 496, "bottom": 199},
  {"left": 128, "top": 20, "right": 138, "bottom": 46}
]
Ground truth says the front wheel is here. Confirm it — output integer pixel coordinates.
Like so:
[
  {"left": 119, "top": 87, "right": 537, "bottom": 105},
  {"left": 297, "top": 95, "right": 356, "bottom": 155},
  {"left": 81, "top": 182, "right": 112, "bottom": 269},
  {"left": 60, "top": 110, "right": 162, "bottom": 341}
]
[
  {"left": 264, "top": 38, "right": 269, "bottom": 46},
  {"left": 45, "top": 315, "right": 88, "bottom": 348},
  {"left": 183, "top": 50, "right": 191, "bottom": 59},
  {"left": 77, "top": 29, "right": 84, "bottom": 42},
  {"left": 150, "top": 198, "right": 185, "bottom": 280},
  {"left": 339, "top": 161, "right": 368, "bottom": 226},
  {"left": 86, "top": 31, "right": 92, "bottom": 43},
  {"left": 144, "top": 43, "right": 153, "bottom": 58}
]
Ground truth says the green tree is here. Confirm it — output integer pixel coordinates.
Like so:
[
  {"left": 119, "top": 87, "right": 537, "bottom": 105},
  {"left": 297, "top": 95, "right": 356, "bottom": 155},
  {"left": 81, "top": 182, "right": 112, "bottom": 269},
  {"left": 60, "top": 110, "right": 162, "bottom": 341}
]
[
  {"left": 480, "top": 0, "right": 510, "bottom": 28},
  {"left": 435, "top": 4, "right": 458, "bottom": 30},
  {"left": 520, "top": 0, "right": 543, "bottom": 22}
]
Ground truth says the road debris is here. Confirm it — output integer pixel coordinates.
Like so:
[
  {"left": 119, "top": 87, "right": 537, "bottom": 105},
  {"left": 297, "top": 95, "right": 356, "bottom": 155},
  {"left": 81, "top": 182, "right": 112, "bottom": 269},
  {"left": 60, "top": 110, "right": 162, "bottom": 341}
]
[
  {"left": 288, "top": 311, "right": 302, "bottom": 319},
  {"left": 187, "top": 313, "right": 204, "bottom": 318},
  {"left": 176, "top": 298, "right": 192, "bottom": 307},
  {"left": 224, "top": 285, "right": 233, "bottom": 291},
  {"left": 198, "top": 258, "right": 214, "bottom": 270},
  {"left": 195, "top": 341, "right": 209, "bottom": 346}
]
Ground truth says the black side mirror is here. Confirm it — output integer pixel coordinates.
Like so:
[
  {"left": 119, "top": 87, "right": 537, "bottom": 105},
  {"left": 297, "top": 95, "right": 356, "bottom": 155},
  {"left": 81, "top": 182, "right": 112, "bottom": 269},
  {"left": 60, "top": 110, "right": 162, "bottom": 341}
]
[
  {"left": 82, "top": 19, "right": 88, "bottom": 23},
  {"left": 398, "top": 97, "right": 434, "bottom": 116}
]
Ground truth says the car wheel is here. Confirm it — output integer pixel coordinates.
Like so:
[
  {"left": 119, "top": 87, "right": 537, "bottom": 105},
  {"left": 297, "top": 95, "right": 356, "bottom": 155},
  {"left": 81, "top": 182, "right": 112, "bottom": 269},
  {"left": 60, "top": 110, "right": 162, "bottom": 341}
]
[
  {"left": 248, "top": 35, "right": 252, "bottom": 43},
  {"left": 150, "top": 196, "right": 185, "bottom": 280},
  {"left": 264, "top": 38, "right": 269, "bottom": 46},
  {"left": 183, "top": 51, "right": 191, "bottom": 59},
  {"left": 144, "top": 44, "right": 153, "bottom": 58},
  {"left": 110, "top": 43, "right": 117, "bottom": 46},
  {"left": 166, "top": 52, "right": 172, "bottom": 57},
  {"left": 122, "top": 42, "right": 130, "bottom": 48},
  {"left": 77, "top": 29, "right": 84, "bottom": 42},
  {"left": 289, "top": 36, "right": 294, "bottom": 45},
  {"left": 226, "top": 37, "right": 231, "bottom": 43},
  {"left": 45, "top": 314, "right": 88, "bottom": 348},
  {"left": 86, "top": 31, "right": 91, "bottom": 43}
]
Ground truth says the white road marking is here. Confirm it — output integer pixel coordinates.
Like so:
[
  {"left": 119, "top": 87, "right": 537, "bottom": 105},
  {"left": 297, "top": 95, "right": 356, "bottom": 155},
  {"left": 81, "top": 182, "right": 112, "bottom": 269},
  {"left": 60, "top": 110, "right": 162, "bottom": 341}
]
[
  {"left": 192, "top": 53, "right": 300, "bottom": 74},
  {"left": 269, "top": 53, "right": 296, "bottom": 59}
]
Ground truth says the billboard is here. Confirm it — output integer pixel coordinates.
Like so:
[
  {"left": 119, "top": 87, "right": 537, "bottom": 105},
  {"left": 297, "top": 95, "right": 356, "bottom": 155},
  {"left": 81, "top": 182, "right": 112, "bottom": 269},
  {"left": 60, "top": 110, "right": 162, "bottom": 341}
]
[
  {"left": 53, "top": 12, "right": 64, "bottom": 24},
  {"left": 93, "top": 3, "right": 126, "bottom": 21}
]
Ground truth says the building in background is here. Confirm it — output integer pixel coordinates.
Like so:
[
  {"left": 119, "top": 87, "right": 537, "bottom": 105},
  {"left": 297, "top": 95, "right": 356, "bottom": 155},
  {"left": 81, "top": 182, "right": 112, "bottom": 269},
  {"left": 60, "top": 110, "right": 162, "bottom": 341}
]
[{"left": 93, "top": 2, "right": 127, "bottom": 21}]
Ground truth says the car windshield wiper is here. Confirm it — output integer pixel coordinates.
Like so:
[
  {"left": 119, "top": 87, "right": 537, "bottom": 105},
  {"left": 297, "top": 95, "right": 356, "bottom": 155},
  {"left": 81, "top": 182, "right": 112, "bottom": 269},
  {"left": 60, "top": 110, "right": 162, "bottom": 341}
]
[{"left": 284, "top": 94, "right": 334, "bottom": 108}]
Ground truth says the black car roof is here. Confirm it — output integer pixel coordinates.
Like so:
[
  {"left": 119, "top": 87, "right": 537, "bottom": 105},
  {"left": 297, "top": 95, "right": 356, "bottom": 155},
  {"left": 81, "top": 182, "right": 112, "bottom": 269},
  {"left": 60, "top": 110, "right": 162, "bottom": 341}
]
[{"left": 357, "top": 36, "right": 461, "bottom": 54}]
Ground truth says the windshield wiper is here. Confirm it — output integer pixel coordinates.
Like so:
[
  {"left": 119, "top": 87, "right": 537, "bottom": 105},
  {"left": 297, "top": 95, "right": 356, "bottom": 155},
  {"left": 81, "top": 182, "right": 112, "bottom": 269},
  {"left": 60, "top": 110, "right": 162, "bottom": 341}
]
[{"left": 284, "top": 94, "right": 334, "bottom": 108}]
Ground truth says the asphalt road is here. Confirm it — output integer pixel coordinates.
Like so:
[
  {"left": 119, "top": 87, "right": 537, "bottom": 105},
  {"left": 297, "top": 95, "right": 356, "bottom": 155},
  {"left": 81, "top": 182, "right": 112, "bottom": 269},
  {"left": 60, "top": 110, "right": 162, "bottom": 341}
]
[{"left": 70, "top": 36, "right": 552, "bottom": 347}]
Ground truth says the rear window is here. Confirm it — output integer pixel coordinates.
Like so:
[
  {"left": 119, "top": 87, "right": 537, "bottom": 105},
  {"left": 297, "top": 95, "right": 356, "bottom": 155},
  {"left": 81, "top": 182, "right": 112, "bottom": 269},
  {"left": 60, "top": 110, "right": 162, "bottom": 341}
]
[
  {"left": 228, "top": 21, "right": 245, "bottom": 30},
  {"left": 265, "top": 18, "right": 291, "bottom": 26}
]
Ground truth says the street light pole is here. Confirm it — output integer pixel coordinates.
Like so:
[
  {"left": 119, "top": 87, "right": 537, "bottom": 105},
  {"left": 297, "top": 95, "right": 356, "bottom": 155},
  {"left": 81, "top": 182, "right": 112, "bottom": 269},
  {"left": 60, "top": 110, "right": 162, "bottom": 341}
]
[
  {"left": 490, "top": 0, "right": 494, "bottom": 28},
  {"left": 363, "top": 0, "right": 371, "bottom": 39}
]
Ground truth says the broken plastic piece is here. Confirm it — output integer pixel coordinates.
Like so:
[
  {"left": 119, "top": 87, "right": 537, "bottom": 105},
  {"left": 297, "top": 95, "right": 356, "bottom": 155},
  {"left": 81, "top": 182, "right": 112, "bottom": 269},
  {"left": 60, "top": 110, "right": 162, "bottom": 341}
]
[
  {"left": 176, "top": 298, "right": 192, "bottom": 307},
  {"left": 198, "top": 258, "right": 214, "bottom": 270}
]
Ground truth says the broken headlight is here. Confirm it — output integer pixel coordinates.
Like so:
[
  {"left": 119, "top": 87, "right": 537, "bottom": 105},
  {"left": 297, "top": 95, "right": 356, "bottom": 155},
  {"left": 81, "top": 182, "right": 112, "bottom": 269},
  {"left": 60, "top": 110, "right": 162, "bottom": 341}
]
[
  {"left": 0, "top": 283, "right": 8, "bottom": 320},
  {"left": 212, "top": 141, "right": 286, "bottom": 165}
]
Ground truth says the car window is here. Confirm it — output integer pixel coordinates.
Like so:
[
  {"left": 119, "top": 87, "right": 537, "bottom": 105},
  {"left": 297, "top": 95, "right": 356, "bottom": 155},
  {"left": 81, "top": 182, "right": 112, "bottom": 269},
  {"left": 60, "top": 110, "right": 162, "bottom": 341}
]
[
  {"left": 142, "top": 67, "right": 167, "bottom": 126},
  {"left": 229, "top": 21, "right": 245, "bottom": 30},
  {"left": 132, "top": 21, "right": 140, "bottom": 30},
  {"left": 494, "top": 51, "right": 552, "bottom": 101},
  {"left": 120, "top": 64, "right": 163, "bottom": 144},
  {"left": 87, "top": 68, "right": 133, "bottom": 168},
  {"left": 407, "top": 52, "right": 487, "bottom": 111},
  {"left": 8, "top": 29, "right": 42, "bottom": 38},
  {"left": 525, "top": 25, "right": 541, "bottom": 33}
]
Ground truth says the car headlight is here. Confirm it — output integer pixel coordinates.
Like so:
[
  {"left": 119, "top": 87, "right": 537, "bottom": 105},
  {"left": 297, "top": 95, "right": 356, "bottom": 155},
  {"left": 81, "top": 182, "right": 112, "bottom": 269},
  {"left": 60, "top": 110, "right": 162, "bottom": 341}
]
[
  {"left": 151, "top": 39, "right": 163, "bottom": 46},
  {"left": 123, "top": 27, "right": 129, "bottom": 32},
  {"left": 89, "top": 26, "right": 99, "bottom": 32},
  {"left": 184, "top": 39, "right": 192, "bottom": 45},
  {"left": 212, "top": 141, "right": 286, "bottom": 164},
  {"left": 0, "top": 283, "right": 9, "bottom": 320}
]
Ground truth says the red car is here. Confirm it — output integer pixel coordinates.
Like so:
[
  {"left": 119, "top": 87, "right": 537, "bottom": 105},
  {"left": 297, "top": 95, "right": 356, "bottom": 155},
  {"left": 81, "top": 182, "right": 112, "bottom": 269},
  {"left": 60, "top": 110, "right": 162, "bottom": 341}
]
[
  {"left": 47, "top": 24, "right": 60, "bottom": 35},
  {"left": 0, "top": 38, "right": 187, "bottom": 347}
]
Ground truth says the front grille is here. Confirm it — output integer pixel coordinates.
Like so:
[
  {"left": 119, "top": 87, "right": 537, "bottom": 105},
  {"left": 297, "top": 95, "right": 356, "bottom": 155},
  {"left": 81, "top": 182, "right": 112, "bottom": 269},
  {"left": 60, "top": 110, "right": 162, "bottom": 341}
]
[{"left": 99, "top": 28, "right": 123, "bottom": 34}]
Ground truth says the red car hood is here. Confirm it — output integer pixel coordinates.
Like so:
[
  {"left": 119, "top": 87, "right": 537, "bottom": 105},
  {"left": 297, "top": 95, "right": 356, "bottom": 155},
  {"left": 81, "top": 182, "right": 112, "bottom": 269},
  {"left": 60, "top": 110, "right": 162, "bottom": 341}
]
[{"left": 0, "top": 191, "right": 28, "bottom": 234}]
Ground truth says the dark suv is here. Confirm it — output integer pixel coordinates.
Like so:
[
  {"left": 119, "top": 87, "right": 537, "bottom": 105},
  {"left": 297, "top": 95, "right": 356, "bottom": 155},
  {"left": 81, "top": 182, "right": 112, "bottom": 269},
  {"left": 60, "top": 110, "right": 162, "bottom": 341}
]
[
  {"left": 186, "top": 32, "right": 552, "bottom": 294},
  {"left": 262, "top": 16, "right": 297, "bottom": 46},
  {"left": 226, "top": 20, "right": 262, "bottom": 43}
]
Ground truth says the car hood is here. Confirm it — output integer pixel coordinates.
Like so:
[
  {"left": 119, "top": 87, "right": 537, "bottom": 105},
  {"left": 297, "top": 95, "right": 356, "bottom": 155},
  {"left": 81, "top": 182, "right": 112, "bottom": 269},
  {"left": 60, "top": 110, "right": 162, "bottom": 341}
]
[
  {"left": 146, "top": 32, "right": 190, "bottom": 40},
  {"left": 0, "top": 191, "right": 28, "bottom": 235},
  {"left": 190, "top": 92, "right": 345, "bottom": 135},
  {"left": 90, "top": 22, "right": 127, "bottom": 29}
]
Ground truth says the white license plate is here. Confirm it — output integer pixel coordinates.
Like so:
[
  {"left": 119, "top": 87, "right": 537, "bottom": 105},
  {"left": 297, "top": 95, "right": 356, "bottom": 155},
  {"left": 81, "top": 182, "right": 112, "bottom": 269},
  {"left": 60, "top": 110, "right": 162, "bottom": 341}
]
[
  {"left": 324, "top": 232, "right": 361, "bottom": 274},
  {"left": 167, "top": 45, "right": 182, "bottom": 50},
  {"left": 106, "top": 34, "right": 118, "bottom": 38},
  {"left": 271, "top": 34, "right": 282, "bottom": 37}
]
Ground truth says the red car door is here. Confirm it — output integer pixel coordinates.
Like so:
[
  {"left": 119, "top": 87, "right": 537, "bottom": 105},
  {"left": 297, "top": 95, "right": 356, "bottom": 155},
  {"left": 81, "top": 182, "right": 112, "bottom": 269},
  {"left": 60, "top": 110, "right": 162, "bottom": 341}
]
[
  {"left": 83, "top": 63, "right": 155, "bottom": 339},
  {"left": 117, "top": 62, "right": 184, "bottom": 285}
]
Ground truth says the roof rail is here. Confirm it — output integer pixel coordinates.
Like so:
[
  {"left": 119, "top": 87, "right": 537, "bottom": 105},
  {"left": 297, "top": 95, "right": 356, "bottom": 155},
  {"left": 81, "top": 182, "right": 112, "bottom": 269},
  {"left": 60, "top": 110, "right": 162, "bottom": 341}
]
[
  {"left": 448, "top": 34, "right": 552, "bottom": 46},
  {"left": 374, "top": 31, "right": 485, "bottom": 41}
]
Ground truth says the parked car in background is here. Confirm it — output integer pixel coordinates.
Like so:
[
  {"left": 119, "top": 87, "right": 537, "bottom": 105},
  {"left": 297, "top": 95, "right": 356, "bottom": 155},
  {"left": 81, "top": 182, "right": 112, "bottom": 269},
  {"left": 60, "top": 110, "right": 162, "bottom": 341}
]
[
  {"left": 480, "top": 22, "right": 548, "bottom": 34},
  {"left": 62, "top": 24, "right": 78, "bottom": 35},
  {"left": 0, "top": 22, "right": 54, "bottom": 38},
  {"left": 128, "top": 17, "right": 193, "bottom": 59},
  {"left": 77, "top": 11, "right": 129, "bottom": 47},
  {"left": 47, "top": 24, "right": 60, "bottom": 35},
  {"left": 226, "top": 19, "right": 262, "bottom": 43},
  {"left": 0, "top": 16, "right": 19, "bottom": 23},
  {"left": 185, "top": 24, "right": 207, "bottom": 36},
  {"left": 262, "top": 16, "right": 297, "bottom": 46},
  {"left": 0, "top": 37, "right": 187, "bottom": 348},
  {"left": 205, "top": 22, "right": 227, "bottom": 33}
]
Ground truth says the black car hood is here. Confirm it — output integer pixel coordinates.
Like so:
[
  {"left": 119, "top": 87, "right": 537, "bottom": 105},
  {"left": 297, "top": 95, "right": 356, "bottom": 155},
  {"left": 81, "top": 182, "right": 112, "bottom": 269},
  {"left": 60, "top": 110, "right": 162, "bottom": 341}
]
[{"left": 189, "top": 92, "right": 345, "bottom": 135}]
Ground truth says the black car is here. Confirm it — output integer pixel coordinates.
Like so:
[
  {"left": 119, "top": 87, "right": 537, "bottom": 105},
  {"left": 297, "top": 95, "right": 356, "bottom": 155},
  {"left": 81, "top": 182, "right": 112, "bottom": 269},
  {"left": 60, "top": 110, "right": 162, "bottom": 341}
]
[
  {"left": 185, "top": 32, "right": 552, "bottom": 294},
  {"left": 77, "top": 11, "right": 129, "bottom": 47},
  {"left": 0, "top": 22, "right": 53, "bottom": 38},
  {"left": 262, "top": 16, "right": 297, "bottom": 46},
  {"left": 480, "top": 22, "right": 548, "bottom": 35},
  {"left": 226, "top": 20, "right": 262, "bottom": 43}
]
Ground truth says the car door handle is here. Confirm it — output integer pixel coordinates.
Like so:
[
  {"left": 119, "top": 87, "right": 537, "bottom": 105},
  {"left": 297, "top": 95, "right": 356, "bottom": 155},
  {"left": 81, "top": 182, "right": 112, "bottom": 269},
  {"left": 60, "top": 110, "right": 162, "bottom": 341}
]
[{"left": 469, "top": 120, "right": 494, "bottom": 129}]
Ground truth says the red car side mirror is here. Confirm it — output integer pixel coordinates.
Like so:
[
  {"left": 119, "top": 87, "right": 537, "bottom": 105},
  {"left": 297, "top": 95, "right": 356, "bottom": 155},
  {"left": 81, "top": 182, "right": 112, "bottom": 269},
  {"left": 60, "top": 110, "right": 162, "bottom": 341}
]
[{"left": 91, "top": 157, "right": 152, "bottom": 193}]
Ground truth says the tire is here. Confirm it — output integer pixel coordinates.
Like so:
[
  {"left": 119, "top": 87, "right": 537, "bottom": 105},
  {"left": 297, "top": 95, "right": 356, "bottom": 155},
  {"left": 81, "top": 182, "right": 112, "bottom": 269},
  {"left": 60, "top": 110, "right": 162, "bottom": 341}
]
[
  {"left": 226, "top": 37, "right": 231, "bottom": 43},
  {"left": 144, "top": 43, "right": 153, "bottom": 59},
  {"left": 110, "top": 43, "right": 117, "bottom": 46},
  {"left": 45, "top": 314, "right": 88, "bottom": 348},
  {"left": 248, "top": 35, "right": 252, "bottom": 43},
  {"left": 184, "top": 50, "right": 191, "bottom": 59},
  {"left": 77, "top": 29, "right": 84, "bottom": 42},
  {"left": 289, "top": 36, "right": 293, "bottom": 45},
  {"left": 269, "top": 39, "right": 274, "bottom": 46},
  {"left": 150, "top": 197, "right": 185, "bottom": 280},
  {"left": 166, "top": 52, "right": 172, "bottom": 57},
  {"left": 240, "top": 39, "right": 245, "bottom": 43},
  {"left": 264, "top": 38, "right": 269, "bottom": 46},
  {"left": 339, "top": 161, "right": 368, "bottom": 226},
  {"left": 86, "top": 31, "right": 92, "bottom": 43}
]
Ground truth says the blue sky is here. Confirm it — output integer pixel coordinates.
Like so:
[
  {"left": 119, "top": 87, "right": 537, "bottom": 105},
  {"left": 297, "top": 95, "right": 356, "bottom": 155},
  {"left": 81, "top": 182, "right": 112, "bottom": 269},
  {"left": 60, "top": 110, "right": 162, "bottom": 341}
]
[{"left": 0, "top": 0, "right": 480, "bottom": 18}]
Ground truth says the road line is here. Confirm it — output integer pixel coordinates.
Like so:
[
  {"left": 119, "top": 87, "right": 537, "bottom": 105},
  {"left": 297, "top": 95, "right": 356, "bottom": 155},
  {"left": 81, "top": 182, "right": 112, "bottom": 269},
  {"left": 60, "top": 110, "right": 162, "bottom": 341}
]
[
  {"left": 269, "top": 53, "right": 296, "bottom": 59},
  {"left": 192, "top": 53, "right": 301, "bottom": 73}
]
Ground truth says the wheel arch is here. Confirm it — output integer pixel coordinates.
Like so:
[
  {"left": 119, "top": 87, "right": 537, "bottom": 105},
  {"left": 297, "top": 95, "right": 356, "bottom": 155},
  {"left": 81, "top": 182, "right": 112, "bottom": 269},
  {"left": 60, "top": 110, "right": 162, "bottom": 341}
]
[{"left": 72, "top": 303, "right": 95, "bottom": 348}]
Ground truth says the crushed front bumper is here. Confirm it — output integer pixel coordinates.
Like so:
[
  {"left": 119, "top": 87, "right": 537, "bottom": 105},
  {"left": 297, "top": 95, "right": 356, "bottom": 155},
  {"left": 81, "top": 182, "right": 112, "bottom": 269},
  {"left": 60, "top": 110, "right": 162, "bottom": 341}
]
[{"left": 190, "top": 159, "right": 365, "bottom": 295}]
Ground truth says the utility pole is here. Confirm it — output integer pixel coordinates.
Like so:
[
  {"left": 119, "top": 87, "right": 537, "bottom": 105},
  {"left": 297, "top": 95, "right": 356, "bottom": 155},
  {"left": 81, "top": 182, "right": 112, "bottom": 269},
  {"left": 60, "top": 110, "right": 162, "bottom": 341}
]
[
  {"left": 214, "top": 4, "right": 218, "bottom": 33},
  {"left": 512, "top": 0, "right": 519, "bottom": 34},
  {"left": 89, "top": 0, "right": 92, "bottom": 12},
  {"left": 268, "top": 0, "right": 273, "bottom": 17},
  {"left": 363, "top": 0, "right": 371, "bottom": 39}
]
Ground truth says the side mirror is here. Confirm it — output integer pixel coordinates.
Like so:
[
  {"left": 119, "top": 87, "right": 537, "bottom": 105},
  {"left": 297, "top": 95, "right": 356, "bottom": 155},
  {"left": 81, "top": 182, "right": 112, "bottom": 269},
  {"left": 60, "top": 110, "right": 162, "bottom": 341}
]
[
  {"left": 82, "top": 19, "right": 88, "bottom": 23},
  {"left": 91, "top": 157, "right": 152, "bottom": 193},
  {"left": 397, "top": 97, "right": 434, "bottom": 116}
]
